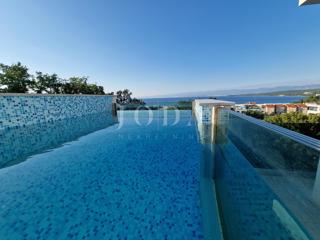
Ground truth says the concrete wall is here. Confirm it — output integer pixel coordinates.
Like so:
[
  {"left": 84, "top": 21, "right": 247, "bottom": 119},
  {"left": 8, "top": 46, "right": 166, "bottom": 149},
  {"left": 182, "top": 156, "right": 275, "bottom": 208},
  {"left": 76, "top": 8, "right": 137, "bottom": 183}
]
[{"left": 0, "top": 94, "right": 115, "bottom": 130}]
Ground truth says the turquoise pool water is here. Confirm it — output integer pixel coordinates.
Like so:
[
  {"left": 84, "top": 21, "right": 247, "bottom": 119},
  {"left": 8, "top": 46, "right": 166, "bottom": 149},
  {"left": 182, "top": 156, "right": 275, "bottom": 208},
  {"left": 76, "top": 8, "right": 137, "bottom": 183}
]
[
  {"left": 0, "top": 111, "right": 206, "bottom": 239},
  {"left": 0, "top": 110, "right": 318, "bottom": 239}
]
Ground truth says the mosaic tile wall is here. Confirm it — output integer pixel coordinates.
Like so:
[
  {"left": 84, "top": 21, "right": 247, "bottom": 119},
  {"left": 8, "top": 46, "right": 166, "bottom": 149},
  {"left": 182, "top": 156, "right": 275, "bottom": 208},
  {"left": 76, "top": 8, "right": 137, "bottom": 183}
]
[
  {"left": 0, "top": 113, "right": 116, "bottom": 169},
  {"left": 0, "top": 95, "right": 114, "bottom": 130},
  {"left": 201, "top": 106, "right": 213, "bottom": 124},
  {"left": 194, "top": 103, "right": 213, "bottom": 125}
]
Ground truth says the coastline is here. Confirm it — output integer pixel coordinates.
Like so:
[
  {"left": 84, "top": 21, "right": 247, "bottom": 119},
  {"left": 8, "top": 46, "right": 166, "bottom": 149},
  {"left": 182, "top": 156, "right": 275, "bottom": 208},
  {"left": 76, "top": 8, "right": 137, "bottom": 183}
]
[{"left": 142, "top": 95, "right": 306, "bottom": 107}]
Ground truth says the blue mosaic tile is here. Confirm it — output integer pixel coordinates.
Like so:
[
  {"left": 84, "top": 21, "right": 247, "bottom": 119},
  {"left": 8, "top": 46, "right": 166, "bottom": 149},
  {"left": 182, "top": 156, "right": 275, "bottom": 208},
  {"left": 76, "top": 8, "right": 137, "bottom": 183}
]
[
  {"left": 0, "top": 113, "right": 117, "bottom": 169},
  {"left": 0, "top": 111, "right": 205, "bottom": 239},
  {"left": 0, "top": 95, "right": 114, "bottom": 130}
]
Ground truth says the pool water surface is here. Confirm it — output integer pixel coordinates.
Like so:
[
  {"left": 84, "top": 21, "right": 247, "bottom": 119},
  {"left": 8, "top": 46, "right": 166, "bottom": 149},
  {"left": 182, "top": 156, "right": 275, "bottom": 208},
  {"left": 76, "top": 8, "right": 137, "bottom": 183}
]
[
  {"left": 0, "top": 111, "right": 205, "bottom": 239},
  {"left": 1, "top": 109, "right": 316, "bottom": 240}
]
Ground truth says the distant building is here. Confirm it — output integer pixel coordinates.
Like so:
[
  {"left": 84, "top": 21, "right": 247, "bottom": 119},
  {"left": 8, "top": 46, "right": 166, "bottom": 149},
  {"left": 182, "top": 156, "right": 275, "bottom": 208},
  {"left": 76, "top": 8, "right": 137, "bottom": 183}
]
[
  {"left": 263, "top": 105, "right": 276, "bottom": 115},
  {"left": 296, "top": 104, "right": 308, "bottom": 114},
  {"left": 286, "top": 104, "right": 308, "bottom": 114},
  {"left": 306, "top": 103, "right": 320, "bottom": 114},
  {"left": 254, "top": 103, "right": 315, "bottom": 115},
  {"left": 235, "top": 102, "right": 262, "bottom": 113},
  {"left": 299, "top": 0, "right": 320, "bottom": 5},
  {"left": 286, "top": 104, "right": 298, "bottom": 113},
  {"left": 275, "top": 105, "right": 286, "bottom": 114}
]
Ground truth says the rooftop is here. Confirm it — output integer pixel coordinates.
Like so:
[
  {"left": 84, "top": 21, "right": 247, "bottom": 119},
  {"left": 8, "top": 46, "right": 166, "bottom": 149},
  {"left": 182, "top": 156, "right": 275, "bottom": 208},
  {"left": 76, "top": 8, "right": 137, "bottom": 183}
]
[{"left": 194, "top": 99, "right": 235, "bottom": 106}]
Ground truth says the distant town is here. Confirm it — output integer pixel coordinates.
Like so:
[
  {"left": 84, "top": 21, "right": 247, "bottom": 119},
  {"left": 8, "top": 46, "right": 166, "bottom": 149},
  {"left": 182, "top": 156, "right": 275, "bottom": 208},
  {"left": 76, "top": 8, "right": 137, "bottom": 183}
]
[
  {"left": 233, "top": 93, "right": 320, "bottom": 140},
  {"left": 235, "top": 100, "right": 320, "bottom": 115}
]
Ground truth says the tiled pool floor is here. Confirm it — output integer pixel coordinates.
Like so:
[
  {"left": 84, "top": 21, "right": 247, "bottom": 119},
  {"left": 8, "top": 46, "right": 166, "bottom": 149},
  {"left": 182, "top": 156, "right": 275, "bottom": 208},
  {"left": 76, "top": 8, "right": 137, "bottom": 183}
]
[{"left": 0, "top": 111, "right": 205, "bottom": 239}]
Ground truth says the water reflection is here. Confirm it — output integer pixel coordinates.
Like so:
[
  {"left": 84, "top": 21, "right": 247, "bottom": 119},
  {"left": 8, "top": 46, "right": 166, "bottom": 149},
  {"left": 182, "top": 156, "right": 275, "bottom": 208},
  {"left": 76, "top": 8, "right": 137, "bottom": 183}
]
[{"left": 0, "top": 113, "right": 117, "bottom": 169}]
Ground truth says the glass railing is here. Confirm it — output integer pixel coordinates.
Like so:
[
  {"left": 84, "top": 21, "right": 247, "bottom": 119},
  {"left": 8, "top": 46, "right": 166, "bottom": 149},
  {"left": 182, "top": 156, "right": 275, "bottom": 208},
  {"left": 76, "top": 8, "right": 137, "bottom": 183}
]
[{"left": 213, "top": 110, "right": 320, "bottom": 240}]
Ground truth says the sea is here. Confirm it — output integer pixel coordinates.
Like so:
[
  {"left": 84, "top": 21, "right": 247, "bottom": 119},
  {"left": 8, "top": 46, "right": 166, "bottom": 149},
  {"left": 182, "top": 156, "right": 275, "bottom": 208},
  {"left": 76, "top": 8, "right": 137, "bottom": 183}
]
[{"left": 143, "top": 95, "right": 305, "bottom": 106}]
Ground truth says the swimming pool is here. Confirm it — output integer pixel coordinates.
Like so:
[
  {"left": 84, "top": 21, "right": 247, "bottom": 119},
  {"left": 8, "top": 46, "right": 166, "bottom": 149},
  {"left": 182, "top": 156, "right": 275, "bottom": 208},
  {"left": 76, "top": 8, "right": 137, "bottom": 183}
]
[
  {"left": 0, "top": 110, "right": 319, "bottom": 239},
  {"left": 0, "top": 111, "right": 208, "bottom": 239}
]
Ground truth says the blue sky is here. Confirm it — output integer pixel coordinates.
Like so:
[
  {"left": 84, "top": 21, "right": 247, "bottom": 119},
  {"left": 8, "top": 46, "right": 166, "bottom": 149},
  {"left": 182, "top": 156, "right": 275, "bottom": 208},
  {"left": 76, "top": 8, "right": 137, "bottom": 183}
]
[{"left": 0, "top": 0, "right": 320, "bottom": 97}]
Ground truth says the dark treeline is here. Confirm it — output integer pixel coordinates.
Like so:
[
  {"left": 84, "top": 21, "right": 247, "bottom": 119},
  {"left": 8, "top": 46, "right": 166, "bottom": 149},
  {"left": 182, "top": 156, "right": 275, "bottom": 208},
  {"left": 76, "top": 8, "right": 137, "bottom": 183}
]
[
  {"left": 116, "top": 89, "right": 145, "bottom": 105},
  {"left": 0, "top": 62, "right": 107, "bottom": 95}
]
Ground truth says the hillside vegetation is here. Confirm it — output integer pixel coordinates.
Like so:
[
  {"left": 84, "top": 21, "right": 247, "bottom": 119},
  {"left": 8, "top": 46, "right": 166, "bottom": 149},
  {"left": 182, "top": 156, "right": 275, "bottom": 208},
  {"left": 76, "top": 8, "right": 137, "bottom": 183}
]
[
  {"left": 265, "top": 113, "right": 320, "bottom": 140},
  {"left": 242, "top": 88, "right": 320, "bottom": 96}
]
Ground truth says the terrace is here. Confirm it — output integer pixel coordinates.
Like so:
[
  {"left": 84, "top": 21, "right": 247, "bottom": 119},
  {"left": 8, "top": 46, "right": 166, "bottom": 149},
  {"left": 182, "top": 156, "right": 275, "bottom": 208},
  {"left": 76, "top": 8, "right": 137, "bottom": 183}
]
[
  {"left": 1, "top": 0, "right": 320, "bottom": 239},
  {"left": 0, "top": 95, "right": 319, "bottom": 239}
]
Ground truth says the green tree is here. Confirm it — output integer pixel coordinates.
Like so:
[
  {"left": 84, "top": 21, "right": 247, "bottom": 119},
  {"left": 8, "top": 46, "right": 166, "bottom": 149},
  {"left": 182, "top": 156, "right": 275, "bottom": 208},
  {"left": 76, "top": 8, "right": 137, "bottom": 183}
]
[
  {"left": 0, "top": 62, "right": 31, "bottom": 93},
  {"left": 63, "top": 77, "right": 88, "bottom": 94},
  {"left": 303, "top": 95, "right": 320, "bottom": 104},
  {"left": 265, "top": 112, "right": 320, "bottom": 140},
  {"left": 86, "top": 84, "right": 105, "bottom": 95},
  {"left": 0, "top": 62, "right": 106, "bottom": 95},
  {"left": 116, "top": 89, "right": 132, "bottom": 104},
  {"left": 177, "top": 100, "right": 192, "bottom": 110},
  {"left": 62, "top": 77, "right": 105, "bottom": 95},
  {"left": 116, "top": 89, "right": 145, "bottom": 105},
  {"left": 130, "top": 98, "right": 145, "bottom": 105},
  {"left": 31, "top": 72, "right": 62, "bottom": 94},
  {"left": 245, "top": 110, "right": 265, "bottom": 120}
]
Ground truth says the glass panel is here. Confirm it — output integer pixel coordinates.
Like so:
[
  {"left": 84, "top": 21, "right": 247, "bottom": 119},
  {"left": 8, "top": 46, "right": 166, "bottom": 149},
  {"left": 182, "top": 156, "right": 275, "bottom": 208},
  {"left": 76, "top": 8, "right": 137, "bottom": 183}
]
[{"left": 214, "top": 110, "right": 319, "bottom": 240}]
